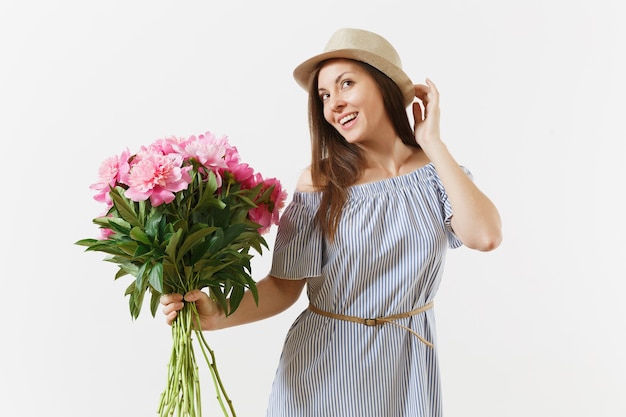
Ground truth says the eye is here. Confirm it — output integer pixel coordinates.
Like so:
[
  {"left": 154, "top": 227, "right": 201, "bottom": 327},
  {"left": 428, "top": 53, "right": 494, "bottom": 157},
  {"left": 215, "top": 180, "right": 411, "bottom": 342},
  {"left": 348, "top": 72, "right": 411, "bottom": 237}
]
[
  {"left": 319, "top": 92, "right": 330, "bottom": 102},
  {"left": 341, "top": 79, "right": 354, "bottom": 89}
]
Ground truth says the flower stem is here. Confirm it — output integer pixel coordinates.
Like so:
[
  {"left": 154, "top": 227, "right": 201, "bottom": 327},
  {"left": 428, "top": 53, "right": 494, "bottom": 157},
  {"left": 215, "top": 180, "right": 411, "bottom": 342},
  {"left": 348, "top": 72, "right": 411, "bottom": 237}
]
[
  {"left": 157, "top": 302, "right": 236, "bottom": 417},
  {"left": 190, "top": 303, "right": 237, "bottom": 417}
]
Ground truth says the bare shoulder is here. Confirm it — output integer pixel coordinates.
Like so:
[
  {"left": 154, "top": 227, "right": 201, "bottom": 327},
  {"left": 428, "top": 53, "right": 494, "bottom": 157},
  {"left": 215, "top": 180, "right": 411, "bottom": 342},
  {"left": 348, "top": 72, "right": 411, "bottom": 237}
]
[{"left": 295, "top": 166, "right": 317, "bottom": 192}]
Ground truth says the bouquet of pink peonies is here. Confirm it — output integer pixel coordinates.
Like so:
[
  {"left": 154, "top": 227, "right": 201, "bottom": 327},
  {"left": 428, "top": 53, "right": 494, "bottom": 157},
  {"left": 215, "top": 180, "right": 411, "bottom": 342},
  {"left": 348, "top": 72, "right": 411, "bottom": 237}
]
[{"left": 76, "top": 131, "right": 287, "bottom": 417}]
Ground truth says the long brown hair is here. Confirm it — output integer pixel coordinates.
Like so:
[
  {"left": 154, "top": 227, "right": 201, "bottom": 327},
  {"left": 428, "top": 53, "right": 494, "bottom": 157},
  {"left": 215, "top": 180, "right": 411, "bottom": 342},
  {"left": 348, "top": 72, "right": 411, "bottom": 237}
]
[{"left": 307, "top": 59, "right": 419, "bottom": 240}]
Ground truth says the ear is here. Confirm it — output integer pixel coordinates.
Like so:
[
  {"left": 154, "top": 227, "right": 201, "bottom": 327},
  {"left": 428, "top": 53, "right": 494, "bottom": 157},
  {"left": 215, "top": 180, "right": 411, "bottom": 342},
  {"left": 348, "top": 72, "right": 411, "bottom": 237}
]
[{"left": 412, "top": 101, "right": 425, "bottom": 124}]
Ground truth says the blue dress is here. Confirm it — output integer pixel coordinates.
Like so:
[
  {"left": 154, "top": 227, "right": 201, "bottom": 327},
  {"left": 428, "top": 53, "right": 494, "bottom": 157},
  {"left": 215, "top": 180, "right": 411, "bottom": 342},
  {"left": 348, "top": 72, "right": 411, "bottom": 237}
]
[{"left": 266, "top": 163, "right": 467, "bottom": 417}]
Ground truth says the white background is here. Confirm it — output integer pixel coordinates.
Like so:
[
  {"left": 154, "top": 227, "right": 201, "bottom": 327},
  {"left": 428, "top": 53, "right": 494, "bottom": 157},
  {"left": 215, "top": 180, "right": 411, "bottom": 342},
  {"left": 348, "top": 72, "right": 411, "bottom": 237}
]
[{"left": 1, "top": 1, "right": 624, "bottom": 416}]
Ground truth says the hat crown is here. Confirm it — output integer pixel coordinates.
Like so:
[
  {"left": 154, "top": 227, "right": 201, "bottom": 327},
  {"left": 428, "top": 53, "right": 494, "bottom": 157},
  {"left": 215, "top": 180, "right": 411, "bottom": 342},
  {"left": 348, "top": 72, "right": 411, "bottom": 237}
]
[
  {"left": 324, "top": 28, "right": 403, "bottom": 69},
  {"left": 293, "top": 28, "right": 415, "bottom": 107}
]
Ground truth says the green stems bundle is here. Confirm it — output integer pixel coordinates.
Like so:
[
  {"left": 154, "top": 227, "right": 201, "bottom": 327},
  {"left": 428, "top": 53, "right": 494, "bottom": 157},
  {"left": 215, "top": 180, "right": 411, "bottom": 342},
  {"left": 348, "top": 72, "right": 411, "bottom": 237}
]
[{"left": 158, "top": 303, "right": 235, "bottom": 417}]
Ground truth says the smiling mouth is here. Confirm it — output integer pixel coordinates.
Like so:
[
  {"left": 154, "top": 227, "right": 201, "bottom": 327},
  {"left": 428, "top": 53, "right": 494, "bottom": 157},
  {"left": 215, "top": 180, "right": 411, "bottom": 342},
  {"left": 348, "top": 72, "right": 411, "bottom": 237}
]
[{"left": 339, "top": 113, "right": 357, "bottom": 125}]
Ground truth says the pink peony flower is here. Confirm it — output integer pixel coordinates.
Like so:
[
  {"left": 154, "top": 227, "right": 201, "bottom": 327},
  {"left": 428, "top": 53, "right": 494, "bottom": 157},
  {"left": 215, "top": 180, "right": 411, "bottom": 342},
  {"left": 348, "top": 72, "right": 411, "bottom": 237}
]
[
  {"left": 267, "top": 177, "right": 288, "bottom": 212},
  {"left": 180, "top": 132, "right": 230, "bottom": 169},
  {"left": 149, "top": 136, "right": 185, "bottom": 156},
  {"left": 177, "top": 132, "right": 233, "bottom": 187},
  {"left": 124, "top": 148, "right": 192, "bottom": 206},
  {"left": 248, "top": 177, "right": 287, "bottom": 234},
  {"left": 224, "top": 146, "right": 255, "bottom": 185},
  {"left": 90, "top": 148, "right": 131, "bottom": 206},
  {"left": 248, "top": 206, "right": 274, "bottom": 235}
]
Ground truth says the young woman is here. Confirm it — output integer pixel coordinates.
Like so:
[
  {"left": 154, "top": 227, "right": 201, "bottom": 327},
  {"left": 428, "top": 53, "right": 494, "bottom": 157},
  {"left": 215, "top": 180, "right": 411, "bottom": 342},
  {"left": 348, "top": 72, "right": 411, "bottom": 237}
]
[{"left": 161, "top": 28, "right": 502, "bottom": 417}]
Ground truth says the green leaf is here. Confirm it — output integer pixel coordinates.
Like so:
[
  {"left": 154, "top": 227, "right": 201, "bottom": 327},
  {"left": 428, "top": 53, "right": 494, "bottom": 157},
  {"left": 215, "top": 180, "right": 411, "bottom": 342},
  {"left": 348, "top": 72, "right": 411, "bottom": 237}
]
[
  {"left": 130, "top": 227, "right": 152, "bottom": 246},
  {"left": 138, "top": 200, "right": 146, "bottom": 224},
  {"left": 129, "top": 263, "right": 148, "bottom": 318},
  {"left": 148, "top": 262, "right": 164, "bottom": 293},
  {"left": 244, "top": 275, "right": 259, "bottom": 305},
  {"left": 189, "top": 234, "right": 215, "bottom": 264},
  {"left": 209, "top": 287, "right": 228, "bottom": 315},
  {"left": 135, "top": 263, "right": 147, "bottom": 292},
  {"left": 176, "top": 226, "right": 218, "bottom": 262},
  {"left": 149, "top": 288, "right": 161, "bottom": 317},
  {"left": 195, "top": 259, "right": 233, "bottom": 276},
  {"left": 133, "top": 244, "right": 153, "bottom": 258},
  {"left": 205, "top": 171, "right": 219, "bottom": 195},
  {"left": 115, "top": 267, "right": 131, "bottom": 280},
  {"left": 95, "top": 217, "right": 131, "bottom": 235},
  {"left": 161, "top": 263, "right": 179, "bottom": 291},
  {"left": 110, "top": 188, "right": 142, "bottom": 228},
  {"left": 129, "top": 294, "right": 140, "bottom": 320},
  {"left": 195, "top": 174, "right": 226, "bottom": 211},
  {"left": 235, "top": 194, "right": 257, "bottom": 208},
  {"left": 164, "top": 228, "right": 183, "bottom": 259},
  {"left": 125, "top": 280, "right": 142, "bottom": 320},
  {"left": 228, "top": 285, "right": 244, "bottom": 314},
  {"left": 124, "top": 281, "right": 135, "bottom": 296},
  {"left": 106, "top": 255, "right": 135, "bottom": 266},
  {"left": 145, "top": 209, "right": 163, "bottom": 240},
  {"left": 223, "top": 223, "right": 247, "bottom": 246},
  {"left": 255, "top": 185, "right": 276, "bottom": 207},
  {"left": 75, "top": 238, "right": 98, "bottom": 247},
  {"left": 84, "top": 243, "right": 130, "bottom": 257},
  {"left": 226, "top": 269, "right": 248, "bottom": 286},
  {"left": 250, "top": 237, "right": 266, "bottom": 255},
  {"left": 209, "top": 206, "right": 230, "bottom": 229},
  {"left": 118, "top": 241, "right": 139, "bottom": 256}
]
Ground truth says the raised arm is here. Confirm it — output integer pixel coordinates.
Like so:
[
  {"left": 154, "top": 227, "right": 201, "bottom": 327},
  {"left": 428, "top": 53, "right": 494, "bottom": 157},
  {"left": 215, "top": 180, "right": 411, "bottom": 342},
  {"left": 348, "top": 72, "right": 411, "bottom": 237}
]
[{"left": 413, "top": 79, "right": 502, "bottom": 251}]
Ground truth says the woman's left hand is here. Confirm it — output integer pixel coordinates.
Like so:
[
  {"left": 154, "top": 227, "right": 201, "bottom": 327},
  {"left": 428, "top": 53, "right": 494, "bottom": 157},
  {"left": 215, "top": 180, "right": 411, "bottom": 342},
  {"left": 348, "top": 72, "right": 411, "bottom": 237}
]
[
  {"left": 412, "top": 79, "right": 502, "bottom": 251},
  {"left": 413, "top": 78, "right": 442, "bottom": 149}
]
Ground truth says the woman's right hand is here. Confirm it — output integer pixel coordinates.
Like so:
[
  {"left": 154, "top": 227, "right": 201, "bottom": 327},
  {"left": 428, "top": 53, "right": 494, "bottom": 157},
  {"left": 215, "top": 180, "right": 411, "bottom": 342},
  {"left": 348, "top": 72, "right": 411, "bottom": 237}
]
[{"left": 160, "top": 289, "right": 222, "bottom": 330}]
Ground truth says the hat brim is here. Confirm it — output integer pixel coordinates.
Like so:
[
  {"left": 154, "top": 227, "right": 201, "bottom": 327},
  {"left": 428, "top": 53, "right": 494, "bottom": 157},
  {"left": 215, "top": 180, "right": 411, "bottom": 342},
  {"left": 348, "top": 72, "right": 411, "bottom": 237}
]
[{"left": 293, "top": 48, "right": 415, "bottom": 108}]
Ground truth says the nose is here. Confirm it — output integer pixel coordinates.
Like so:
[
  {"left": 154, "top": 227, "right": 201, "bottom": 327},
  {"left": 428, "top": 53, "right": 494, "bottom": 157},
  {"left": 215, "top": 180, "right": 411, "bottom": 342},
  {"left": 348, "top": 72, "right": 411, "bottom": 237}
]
[{"left": 328, "top": 94, "right": 346, "bottom": 111}]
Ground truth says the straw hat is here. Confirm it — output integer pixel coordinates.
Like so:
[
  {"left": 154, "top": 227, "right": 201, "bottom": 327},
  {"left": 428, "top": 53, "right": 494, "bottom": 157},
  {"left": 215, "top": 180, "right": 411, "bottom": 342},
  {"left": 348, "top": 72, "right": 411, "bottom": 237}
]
[{"left": 293, "top": 28, "right": 415, "bottom": 107}]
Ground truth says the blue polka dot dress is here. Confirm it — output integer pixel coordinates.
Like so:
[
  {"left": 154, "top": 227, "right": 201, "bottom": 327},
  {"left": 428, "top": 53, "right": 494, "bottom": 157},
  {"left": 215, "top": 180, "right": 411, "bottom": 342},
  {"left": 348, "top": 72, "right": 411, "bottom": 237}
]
[{"left": 266, "top": 163, "right": 468, "bottom": 417}]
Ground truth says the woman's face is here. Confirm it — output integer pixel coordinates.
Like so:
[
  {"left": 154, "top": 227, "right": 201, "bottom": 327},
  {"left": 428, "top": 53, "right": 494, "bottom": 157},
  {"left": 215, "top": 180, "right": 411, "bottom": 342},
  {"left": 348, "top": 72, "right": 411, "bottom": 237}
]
[{"left": 317, "top": 59, "right": 392, "bottom": 145}]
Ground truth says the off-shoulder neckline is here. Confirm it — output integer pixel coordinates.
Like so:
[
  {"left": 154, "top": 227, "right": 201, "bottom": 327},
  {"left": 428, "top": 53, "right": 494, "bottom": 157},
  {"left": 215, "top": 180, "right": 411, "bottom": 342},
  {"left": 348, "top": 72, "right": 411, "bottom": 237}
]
[{"left": 292, "top": 162, "right": 436, "bottom": 198}]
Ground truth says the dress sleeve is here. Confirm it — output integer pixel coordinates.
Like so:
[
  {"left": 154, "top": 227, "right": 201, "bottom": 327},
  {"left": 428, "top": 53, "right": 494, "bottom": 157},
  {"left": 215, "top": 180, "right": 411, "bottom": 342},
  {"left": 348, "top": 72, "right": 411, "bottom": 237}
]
[
  {"left": 269, "top": 192, "right": 323, "bottom": 279},
  {"left": 432, "top": 166, "right": 473, "bottom": 249}
]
